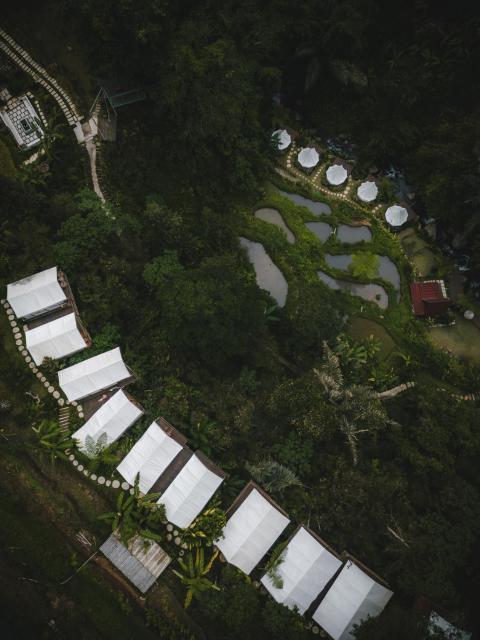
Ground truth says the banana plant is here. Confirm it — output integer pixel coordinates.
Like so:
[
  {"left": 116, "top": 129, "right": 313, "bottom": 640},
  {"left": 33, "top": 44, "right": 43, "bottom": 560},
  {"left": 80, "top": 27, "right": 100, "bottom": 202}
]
[
  {"left": 172, "top": 547, "right": 220, "bottom": 608},
  {"left": 31, "top": 419, "right": 76, "bottom": 465}
]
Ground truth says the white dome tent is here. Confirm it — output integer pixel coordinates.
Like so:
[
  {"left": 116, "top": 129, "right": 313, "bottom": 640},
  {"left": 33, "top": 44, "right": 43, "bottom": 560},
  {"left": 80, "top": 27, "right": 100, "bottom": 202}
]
[
  {"left": 272, "top": 129, "right": 291, "bottom": 151},
  {"left": 357, "top": 180, "right": 379, "bottom": 203},
  {"left": 326, "top": 164, "right": 348, "bottom": 186},
  {"left": 385, "top": 205, "right": 408, "bottom": 227},
  {"left": 297, "top": 147, "right": 320, "bottom": 171}
]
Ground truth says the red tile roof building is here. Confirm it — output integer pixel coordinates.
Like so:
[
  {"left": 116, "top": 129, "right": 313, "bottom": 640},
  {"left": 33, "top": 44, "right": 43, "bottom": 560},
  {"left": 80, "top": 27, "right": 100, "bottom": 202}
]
[{"left": 410, "top": 280, "right": 450, "bottom": 317}]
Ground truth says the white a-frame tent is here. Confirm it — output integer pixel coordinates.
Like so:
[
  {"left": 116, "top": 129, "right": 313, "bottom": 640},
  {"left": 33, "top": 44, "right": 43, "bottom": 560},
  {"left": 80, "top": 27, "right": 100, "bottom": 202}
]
[
  {"left": 58, "top": 347, "right": 132, "bottom": 401},
  {"left": 25, "top": 312, "right": 88, "bottom": 365},
  {"left": 261, "top": 525, "right": 342, "bottom": 614},
  {"left": 216, "top": 482, "right": 290, "bottom": 575},
  {"left": 72, "top": 389, "right": 143, "bottom": 453},
  {"left": 116, "top": 420, "right": 185, "bottom": 494},
  {"left": 312, "top": 557, "right": 393, "bottom": 640},
  {"left": 7, "top": 266, "right": 66, "bottom": 319}
]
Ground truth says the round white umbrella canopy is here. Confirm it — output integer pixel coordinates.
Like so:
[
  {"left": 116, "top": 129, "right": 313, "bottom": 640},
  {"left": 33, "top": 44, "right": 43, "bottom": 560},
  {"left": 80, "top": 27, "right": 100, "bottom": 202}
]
[
  {"left": 297, "top": 147, "right": 320, "bottom": 169},
  {"left": 385, "top": 205, "right": 408, "bottom": 227},
  {"left": 272, "top": 129, "right": 291, "bottom": 151},
  {"left": 326, "top": 164, "right": 348, "bottom": 186},
  {"left": 357, "top": 180, "right": 379, "bottom": 202}
]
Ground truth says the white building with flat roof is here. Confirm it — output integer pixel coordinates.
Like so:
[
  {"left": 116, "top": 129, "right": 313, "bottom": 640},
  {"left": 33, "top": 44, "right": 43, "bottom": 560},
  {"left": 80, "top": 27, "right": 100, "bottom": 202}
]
[{"left": 0, "top": 94, "right": 43, "bottom": 149}]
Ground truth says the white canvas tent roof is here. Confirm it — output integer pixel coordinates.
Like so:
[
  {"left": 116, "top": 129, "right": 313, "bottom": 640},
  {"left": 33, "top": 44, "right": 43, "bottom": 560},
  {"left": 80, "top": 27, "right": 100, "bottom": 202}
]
[
  {"left": 72, "top": 389, "right": 143, "bottom": 453},
  {"left": 117, "top": 421, "right": 184, "bottom": 493},
  {"left": 159, "top": 454, "right": 224, "bottom": 529},
  {"left": 261, "top": 526, "right": 342, "bottom": 614},
  {"left": 297, "top": 147, "right": 320, "bottom": 169},
  {"left": 272, "top": 129, "right": 292, "bottom": 151},
  {"left": 428, "top": 612, "right": 472, "bottom": 640},
  {"left": 58, "top": 347, "right": 131, "bottom": 401},
  {"left": 385, "top": 205, "right": 408, "bottom": 227},
  {"left": 216, "top": 484, "right": 290, "bottom": 575},
  {"left": 7, "top": 267, "right": 66, "bottom": 319},
  {"left": 357, "top": 180, "right": 379, "bottom": 203},
  {"left": 312, "top": 559, "right": 393, "bottom": 640},
  {"left": 326, "top": 164, "right": 348, "bottom": 186},
  {"left": 25, "top": 312, "right": 87, "bottom": 365}
]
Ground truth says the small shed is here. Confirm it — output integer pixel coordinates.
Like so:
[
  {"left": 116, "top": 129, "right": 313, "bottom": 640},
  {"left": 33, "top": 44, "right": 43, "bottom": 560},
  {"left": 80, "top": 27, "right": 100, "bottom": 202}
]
[
  {"left": 410, "top": 280, "right": 450, "bottom": 317},
  {"left": 100, "top": 533, "right": 171, "bottom": 593},
  {"left": 216, "top": 481, "right": 290, "bottom": 575},
  {"left": 116, "top": 418, "right": 186, "bottom": 493},
  {"left": 72, "top": 389, "right": 143, "bottom": 453}
]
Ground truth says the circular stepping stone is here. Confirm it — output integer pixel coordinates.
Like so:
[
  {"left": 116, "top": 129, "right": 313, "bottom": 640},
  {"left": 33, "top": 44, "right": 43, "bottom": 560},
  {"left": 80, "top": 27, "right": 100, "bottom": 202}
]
[
  {"left": 112, "top": 480, "right": 120, "bottom": 489},
  {"left": 84, "top": 470, "right": 89, "bottom": 477},
  {"left": 13, "top": 327, "right": 20, "bottom": 334},
  {"left": 91, "top": 474, "right": 97, "bottom": 481},
  {"left": 36, "top": 371, "right": 43, "bottom": 379},
  {"left": 44, "top": 381, "right": 49, "bottom": 388},
  {"left": 24, "top": 354, "right": 31, "bottom": 361},
  {"left": 40, "top": 376, "right": 46, "bottom": 383},
  {"left": 73, "top": 459, "right": 78, "bottom": 467},
  {"left": 77, "top": 464, "right": 84, "bottom": 472},
  {"left": 15, "top": 339, "right": 22, "bottom": 345},
  {"left": 181, "top": 542, "right": 188, "bottom": 550},
  {"left": 98, "top": 476, "right": 105, "bottom": 485},
  {"left": 28, "top": 362, "right": 35, "bottom": 369},
  {"left": 32, "top": 367, "right": 38, "bottom": 374},
  {"left": 174, "top": 537, "right": 181, "bottom": 546},
  {"left": 166, "top": 523, "right": 173, "bottom": 532},
  {"left": 71, "top": 401, "right": 78, "bottom": 407},
  {"left": 78, "top": 412, "right": 84, "bottom": 419},
  {"left": 166, "top": 534, "right": 172, "bottom": 541},
  {"left": 173, "top": 530, "right": 178, "bottom": 537},
  {"left": 53, "top": 391, "right": 60, "bottom": 399},
  {"left": 10, "top": 321, "right": 17, "bottom": 327},
  {"left": 58, "top": 399, "right": 65, "bottom": 406},
  {"left": 69, "top": 454, "right": 75, "bottom": 461},
  {"left": 105, "top": 480, "right": 111, "bottom": 487},
  {"left": 48, "top": 386, "right": 54, "bottom": 393},
  {"left": 129, "top": 488, "right": 134, "bottom": 495},
  {"left": 121, "top": 481, "right": 130, "bottom": 491}
]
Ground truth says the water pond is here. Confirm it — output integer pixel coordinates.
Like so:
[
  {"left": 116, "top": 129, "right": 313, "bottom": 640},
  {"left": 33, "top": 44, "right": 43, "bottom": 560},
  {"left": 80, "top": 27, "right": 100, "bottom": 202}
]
[
  {"left": 336, "top": 224, "right": 372, "bottom": 243},
  {"left": 240, "top": 237, "right": 288, "bottom": 307},
  {"left": 317, "top": 270, "right": 389, "bottom": 309},
  {"left": 278, "top": 189, "right": 332, "bottom": 216},
  {"left": 306, "top": 221, "right": 333, "bottom": 242},
  {"left": 255, "top": 208, "right": 295, "bottom": 244},
  {"left": 325, "top": 254, "right": 401, "bottom": 291}
]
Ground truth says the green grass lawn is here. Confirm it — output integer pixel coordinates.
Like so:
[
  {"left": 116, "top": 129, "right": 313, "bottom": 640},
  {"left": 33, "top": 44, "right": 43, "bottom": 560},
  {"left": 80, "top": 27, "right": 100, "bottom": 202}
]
[
  {"left": 398, "top": 227, "right": 437, "bottom": 277},
  {"left": 428, "top": 315, "right": 480, "bottom": 364},
  {"left": 347, "top": 317, "right": 396, "bottom": 357}
]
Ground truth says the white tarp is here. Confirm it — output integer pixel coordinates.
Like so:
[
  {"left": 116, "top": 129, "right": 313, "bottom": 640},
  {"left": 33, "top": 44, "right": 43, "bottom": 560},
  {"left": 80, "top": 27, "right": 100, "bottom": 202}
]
[
  {"left": 72, "top": 389, "right": 143, "bottom": 453},
  {"left": 25, "top": 312, "right": 87, "bottom": 365},
  {"left": 297, "top": 147, "right": 319, "bottom": 169},
  {"left": 117, "top": 421, "right": 183, "bottom": 493},
  {"left": 313, "top": 560, "right": 393, "bottom": 640},
  {"left": 158, "top": 454, "right": 224, "bottom": 529},
  {"left": 272, "top": 129, "right": 292, "bottom": 151},
  {"left": 58, "top": 347, "right": 131, "bottom": 401},
  {"left": 326, "top": 164, "right": 348, "bottom": 186},
  {"left": 7, "top": 266, "right": 66, "bottom": 319},
  {"left": 216, "top": 487, "right": 290, "bottom": 575},
  {"left": 357, "top": 181, "right": 378, "bottom": 203},
  {"left": 261, "top": 526, "right": 342, "bottom": 614},
  {"left": 385, "top": 205, "right": 408, "bottom": 227}
]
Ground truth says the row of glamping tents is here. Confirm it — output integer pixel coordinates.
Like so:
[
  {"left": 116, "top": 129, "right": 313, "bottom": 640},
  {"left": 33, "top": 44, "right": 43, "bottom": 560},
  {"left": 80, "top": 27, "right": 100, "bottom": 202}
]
[
  {"left": 6, "top": 266, "right": 392, "bottom": 639},
  {"left": 272, "top": 128, "right": 413, "bottom": 227}
]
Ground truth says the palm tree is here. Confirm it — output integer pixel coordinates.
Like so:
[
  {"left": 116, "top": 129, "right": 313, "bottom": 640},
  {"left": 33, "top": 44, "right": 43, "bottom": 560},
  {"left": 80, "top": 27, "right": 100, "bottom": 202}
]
[
  {"left": 172, "top": 547, "right": 220, "bottom": 608},
  {"left": 246, "top": 458, "right": 302, "bottom": 496},
  {"left": 83, "top": 432, "right": 120, "bottom": 473},
  {"left": 314, "top": 342, "right": 398, "bottom": 465},
  {"left": 99, "top": 474, "right": 166, "bottom": 545},
  {"left": 31, "top": 419, "right": 76, "bottom": 464}
]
